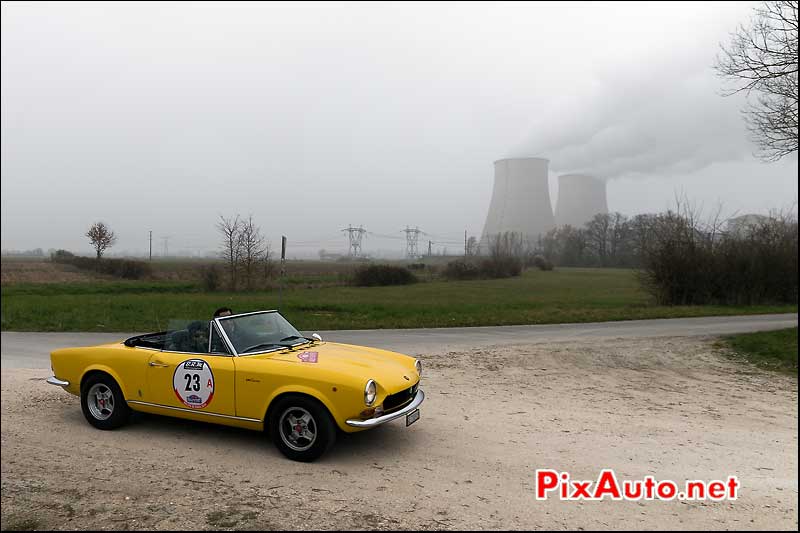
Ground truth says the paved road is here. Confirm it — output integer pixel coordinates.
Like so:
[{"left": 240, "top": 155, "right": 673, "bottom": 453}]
[{"left": 1, "top": 313, "right": 796, "bottom": 369}]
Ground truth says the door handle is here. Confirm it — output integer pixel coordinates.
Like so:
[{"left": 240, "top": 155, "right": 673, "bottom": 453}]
[{"left": 149, "top": 361, "right": 168, "bottom": 367}]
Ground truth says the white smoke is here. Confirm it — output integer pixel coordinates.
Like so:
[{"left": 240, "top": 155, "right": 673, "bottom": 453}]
[{"left": 510, "top": 55, "right": 754, "bottom": 181}]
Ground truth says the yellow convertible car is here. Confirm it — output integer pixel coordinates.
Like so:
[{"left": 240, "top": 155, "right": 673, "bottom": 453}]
[{"left": 47, "top": 310, "right": 424, "bottom": 462}]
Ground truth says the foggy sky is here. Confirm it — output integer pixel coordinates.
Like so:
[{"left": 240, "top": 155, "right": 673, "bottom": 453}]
[{"left": 2, "top": 1, "right": 797, "bottom": 258}]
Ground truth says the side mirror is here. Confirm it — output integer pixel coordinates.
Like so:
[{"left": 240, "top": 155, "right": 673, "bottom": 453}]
[{"left": 311, "top": 333, "right": 322, "bottom": 341}]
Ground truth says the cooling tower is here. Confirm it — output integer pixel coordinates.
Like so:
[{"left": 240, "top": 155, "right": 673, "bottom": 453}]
[
  {"left": 479, "top": 158, "right": 555, "bottom": 250},
  {"left": 554, "top": 174, "right": 608, "bottom": 228}
]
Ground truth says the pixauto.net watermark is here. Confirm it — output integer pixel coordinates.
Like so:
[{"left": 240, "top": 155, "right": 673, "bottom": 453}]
[{"left": 535, "top": 469, "right": 739, "bottom": 501}]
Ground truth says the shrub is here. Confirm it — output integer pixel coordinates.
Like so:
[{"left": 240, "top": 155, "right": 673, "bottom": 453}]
[
  {"left": 442, "top": 259, "right": 483, "bottom": 280},
  {"left": 531, "top": 255, "right": 554, "bottom": 271},
  {"left": 201, "top": 265, "right": 221, "bottom": 292},
  {"left": 50, "top": 249, "right": 74, "bottom": 261},
  {"left": 115, "top": 259, "right": 150, "bottom": 279},
  {"left": 352, "top": 264, "right": 417, "bottom": 286},
  {"left": 639, "top": 211, "right": 797, "bottom": 305},
  {"left": 479, "top": 256, "right": 523, "bottom": 278},
  {"left": 442, "top": 256, "right": 523, "bottom": 280},
  {"left": 51, "top": 252, "right": 152, "bottom": 280}
]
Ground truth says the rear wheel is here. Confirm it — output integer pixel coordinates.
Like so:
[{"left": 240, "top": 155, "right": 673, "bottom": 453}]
[
  {"left": 80, "top": 374, "right": 131, "bottom": 430},
  {"left": 269, "top": 395, "right": 336, "bottom": 462}
]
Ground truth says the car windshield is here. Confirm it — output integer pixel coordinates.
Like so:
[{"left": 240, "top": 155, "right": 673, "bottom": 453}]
[{"left": 217, "top": 311, "right": 308, "bottom": 355}]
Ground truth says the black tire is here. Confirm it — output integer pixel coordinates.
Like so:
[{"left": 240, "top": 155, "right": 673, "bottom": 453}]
[
  {"left": 268, "top": 395, "right": 336, "bottom": 462},
  {"left": 80, "top": 373, "right": 131, "bottom": 430}
]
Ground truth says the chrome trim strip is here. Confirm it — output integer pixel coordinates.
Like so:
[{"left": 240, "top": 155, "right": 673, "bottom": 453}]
[
  {"left": 216, "top": 310, "right": 278, "bottom": 320},
  {"left": 214, "top": 316, "right": 240, "bottom": 356},
  {"left": 46, "top": 376, "right": 69, "bottom": 387},
  {"left": 209, "top": 321, "right": 235, "bottom": 356},
  {"left": 346, "top": 389, "right": 425, "bottom": 428},
  {"left": 126, "top": 401, "right": 261, "bottom": 423}
]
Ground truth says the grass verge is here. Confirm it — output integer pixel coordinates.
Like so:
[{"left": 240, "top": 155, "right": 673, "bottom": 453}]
[{"left": 719, "top": 328, "right": 798, "bottom": 375}]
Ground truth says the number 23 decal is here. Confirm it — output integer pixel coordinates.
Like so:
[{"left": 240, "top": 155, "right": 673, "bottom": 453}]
[
  {"left": 173, "top": 359, "right": 215, "bottom": 409},
  {"left": 183, "top": 373, "right": 201, "bottom": 391}
]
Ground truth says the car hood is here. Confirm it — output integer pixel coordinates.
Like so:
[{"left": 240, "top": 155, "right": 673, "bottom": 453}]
[{"left": 250, "top": 342, "right": 417, "bottom": 390}]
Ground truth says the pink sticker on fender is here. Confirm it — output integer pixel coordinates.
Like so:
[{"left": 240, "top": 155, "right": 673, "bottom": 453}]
[{"left": 297, "top": 351, "right": 319, "bottom": 363}]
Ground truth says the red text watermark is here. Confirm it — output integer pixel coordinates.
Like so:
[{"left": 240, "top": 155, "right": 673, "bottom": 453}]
[{"left": 535, "top": 469, "right": 739, "bottom": 501}]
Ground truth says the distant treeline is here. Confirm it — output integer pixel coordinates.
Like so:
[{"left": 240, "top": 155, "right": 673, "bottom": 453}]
[{"left": 481, "top": 206, "right": 797, "bottom": 306}]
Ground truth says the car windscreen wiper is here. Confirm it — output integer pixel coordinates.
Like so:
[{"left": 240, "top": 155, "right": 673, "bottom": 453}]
[
  {"left": 279, "top": 335, "right": 315, "bottom": 343},
  {"left": 240, "top": 342, "right": 285, "bottom": 354}
]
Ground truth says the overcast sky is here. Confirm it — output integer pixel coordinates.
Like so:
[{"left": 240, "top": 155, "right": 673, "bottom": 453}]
[{"left": 2, "top": 1, "right": 797, "bottom": 258}]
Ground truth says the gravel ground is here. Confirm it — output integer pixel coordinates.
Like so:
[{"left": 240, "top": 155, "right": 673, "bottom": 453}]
[{"left": 1, "top": 336, "right": 797, "bottom": 530}]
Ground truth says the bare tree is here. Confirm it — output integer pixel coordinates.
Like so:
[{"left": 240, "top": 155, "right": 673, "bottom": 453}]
[
  {"left": 488, "top": 231, "right": 525, "bottom": 259},
  {"left": 86, "top": 222, "right": 117, "bottom": 260},
  {"left": 238, "top": 215, "right": 267, "bottom": 290},
  {"left": 466, "top": 236, "right": 478, "bottom": 256},
  {"left": 217, "top": 215, "right": 242, "bottom": 290},
  {"left": 584, "top": 213, "right": 612, "bottom": 266},
  {"left": 715, "top": 1, "right": 798, "bottom": 161}
]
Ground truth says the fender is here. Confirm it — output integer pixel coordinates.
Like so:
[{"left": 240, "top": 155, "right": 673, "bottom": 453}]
[
  {"left": 81, "top": 364, "right": 130, "bottom": 400},
  {"left": 264, "top": 384, "right": 348, "bottom": 431}
]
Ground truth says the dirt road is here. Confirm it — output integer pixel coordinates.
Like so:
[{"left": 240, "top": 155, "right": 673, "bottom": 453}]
[{"left": 1, "top": 336, "right": 797, "bottom": 530}]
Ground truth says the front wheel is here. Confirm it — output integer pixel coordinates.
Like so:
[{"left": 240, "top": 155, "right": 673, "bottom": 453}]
[
  {"left": 80, "top": 374, "right": 131, "bottom": 430},
  {"left": 269, "top": 395, "right": 336, "bottom": 462}
]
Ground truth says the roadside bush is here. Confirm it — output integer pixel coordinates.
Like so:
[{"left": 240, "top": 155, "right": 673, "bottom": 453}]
[
  {"left": 442, "top": 259, "right": 483, "bottom": 280},
  {"left": 442, "top": 256, "right": 523, "bottom": 280},
  {"left": 201, "top": 265, "right": 221, "bottom": 291},
  {"left": 50, "top": 249, "right": 74, "bottom": 261},
  {"left": 52, "top": 253, "right": 152, "bottom": 280},
  {"left": 352, "top": 264, "right": 417, "bottom": 286},
  {"left": 639, "top": 211, "right": 797, "bottom": 305},
  {"left": 480, "top": 256, "right": 523, "bottom": 278},
  {"left": 531, "top": 255, "right": 554, "bottom": 271}
]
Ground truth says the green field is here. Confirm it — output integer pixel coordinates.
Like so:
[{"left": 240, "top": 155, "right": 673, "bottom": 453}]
[
  {"left": 720, "top": 328, "right": 798, "bottom": 375},
  {"left": 1, "top": 268, "right": 795, "bottom": 332}
]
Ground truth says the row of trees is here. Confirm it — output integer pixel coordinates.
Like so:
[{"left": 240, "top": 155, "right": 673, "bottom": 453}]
[
  {"left": 481, "top": 202, "right": 797, "bottom": 306},
  {"left": 216, "top": 214, "right": 274, "bottom": 290},
  {"left": 538, "top": 212, "right": 663, "bottom": 268}
]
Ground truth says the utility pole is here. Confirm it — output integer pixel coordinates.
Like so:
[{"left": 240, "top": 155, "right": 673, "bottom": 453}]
[
  {"left": 160, "top": 236, "right": 170, "bottom": 258},
  {"left": 278, "top": 236, "right": 287, "bottom": 310},
  {"left": 464, "top": 230, "right": 467, "bottom": 257},
  {"left": 149, "top": 231, "right": 152, "bottom": 261},
  {"left": 428, "top": 240, "right": 432, "bottom": 257}
]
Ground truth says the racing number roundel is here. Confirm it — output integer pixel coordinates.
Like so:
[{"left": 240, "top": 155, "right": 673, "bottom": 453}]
[{"left": 173, "top": 359, "right": 214, "bottom": 409}]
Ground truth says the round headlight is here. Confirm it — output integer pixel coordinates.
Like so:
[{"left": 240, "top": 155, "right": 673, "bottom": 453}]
[
  {"left": 364, "top": 379, "right": 377, "bottom": 406},
  {"left": 415, "top": 359, "right": 422, "bottom": 377}
]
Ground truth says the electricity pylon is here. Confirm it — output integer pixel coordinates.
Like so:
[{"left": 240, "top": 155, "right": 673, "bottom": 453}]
[{"left": 341, "top": 225, "right": 367, "bottom": 257}]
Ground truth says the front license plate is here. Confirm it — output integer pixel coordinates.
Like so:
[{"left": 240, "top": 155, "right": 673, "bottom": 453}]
[{"left": 406, "top": 409, "right": 420, "bottom": 427}]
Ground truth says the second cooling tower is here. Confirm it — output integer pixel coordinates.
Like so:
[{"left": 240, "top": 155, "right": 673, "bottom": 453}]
[
  {"left": 555, "top": 174, "right": 608, "bottom": 228},
  {"left": 480, "top": 158, "right": 555, "bottom": 247}
]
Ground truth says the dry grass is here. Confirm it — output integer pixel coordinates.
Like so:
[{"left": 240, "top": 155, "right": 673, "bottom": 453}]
[{"left": 0, "top": 259, "right": 111, "bottom": 285}]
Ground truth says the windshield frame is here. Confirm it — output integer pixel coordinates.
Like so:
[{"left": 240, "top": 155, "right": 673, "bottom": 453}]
[{"left": 213, "top": 310, "right": 310, "bottom": 356}]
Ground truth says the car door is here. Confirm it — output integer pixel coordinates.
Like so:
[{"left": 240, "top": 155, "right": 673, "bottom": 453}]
[{"left": 143, "top": 324, "right": 236, "bottom": 416}]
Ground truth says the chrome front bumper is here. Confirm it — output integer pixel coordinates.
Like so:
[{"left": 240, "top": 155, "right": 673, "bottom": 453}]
[
  {"left": 46, "top": 376, "right": 69, "bottom": 387},
  {"left": 346, "top": 389, "right": 425, "bottom": 428}
]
